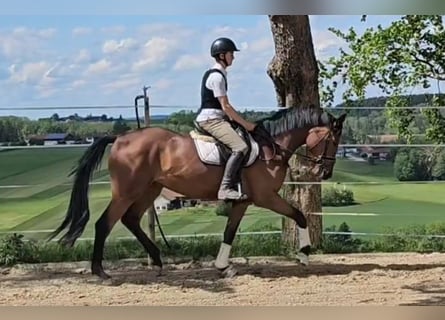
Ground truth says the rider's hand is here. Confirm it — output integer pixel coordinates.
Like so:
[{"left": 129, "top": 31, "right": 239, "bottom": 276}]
[{"left": 246, "top": 122, "right": 257, "bottom": 132}]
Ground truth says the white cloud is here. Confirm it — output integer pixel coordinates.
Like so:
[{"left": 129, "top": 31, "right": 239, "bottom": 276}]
[
  {"left": 138, "top": 23, "right": 195, "bottom": 38},
  {"left": 8, "top": 61, "right": 52, "bottom": 84},
  {"left": 74, "top": 49, "right": 91, "bottom": 63},
  {"left": 100, "top": 26, "right": 126, "bottom": 36},
  {"left": 84, "top": 59, "right": 112, "bottom": 76},
  {"left": 211, "top": 26, "right": 248, "bottom": 38},
  {"left": 173, "top": 54, "right": 209, "bottom": 71},
  {"left": 132, "top": 37, "right": 178, "bottom": 71},
  {"left": 102, "top": 76, "right": 142, "bottom": 92},
  {"left": 0, "top": 27, "right": 57, "bottom": 60},
  {"left": 312, "top": 30, "right": 345, "bottom": 60},
  {"left": 71, "top": 79, "right": 87, "bottom": 89},
  {"left": 72, "top": 27, "right": 92, "bottom": 36},
  {"left": 102, "top": 38, "right": 138, "bottom": 54},
  {"left": 153, "top": 78, "right": 173, "bottom": 91},
  {"left": 12, "top": 27, "right": 56, "bottom": 39},
  {"left": 246, "top": 37, "right": 273, "bottom": 53}
]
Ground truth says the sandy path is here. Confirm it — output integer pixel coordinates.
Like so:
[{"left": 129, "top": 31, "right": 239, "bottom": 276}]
[{"left": 1, "top": 252, "right": 445, "bottom": 306}]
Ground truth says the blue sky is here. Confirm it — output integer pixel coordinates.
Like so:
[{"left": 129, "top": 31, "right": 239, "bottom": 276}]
[{"left": 0, "top": 14, "right": 405, "bottom": 119}]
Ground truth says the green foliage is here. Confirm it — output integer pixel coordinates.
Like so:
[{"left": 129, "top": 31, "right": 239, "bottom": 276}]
[
  {"left": 215, "top": 202, "right": 231, "bottom": 217},
  {"left": 166, "top": 110, "right": 197, "bottom": 127},
  {"left": 322, "top": 222, "right": 363, "bottom": 253},
  {"left": 394, "top": 147, "right": 444, "bottom": 181},
  {"left": 432, "top": 149, "right": 445, "bottom": 180},
  {"left": 0, "top": 233, "right": 285, "bottom": 267},
  {"left": 393, "top": 150, "right": 416, "bottom": 181},
  {"left": 0, "top": 234, "right": 38, "bottom": 266},
  {"left": 320, "top": 15, "right": 445, "bottom": 144},
  {"left": 322, "top": 186, "right": 355, "bottom": 206},
  {"left": 366, "top": 223, "right": 445, "bottom": 253},
  {"left": 112, "top": 117, "right": 131, "bottom": 135},
  {"left": 3, "top": 221, "right": 445, "bottom": 266}
]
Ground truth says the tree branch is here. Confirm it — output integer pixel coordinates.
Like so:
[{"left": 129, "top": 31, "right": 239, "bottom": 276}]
[{"left": 410, "top": 53, "right": 445, "bottom": 80}]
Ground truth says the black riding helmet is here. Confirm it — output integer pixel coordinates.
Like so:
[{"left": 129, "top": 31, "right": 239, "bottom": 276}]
[{"left": 210, "top": 37, "right": 240, "bottom": 57}]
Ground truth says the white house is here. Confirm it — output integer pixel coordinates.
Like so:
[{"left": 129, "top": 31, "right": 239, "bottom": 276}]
[{"left": 154, "top": 188, "right": 184, "bottom": 213}]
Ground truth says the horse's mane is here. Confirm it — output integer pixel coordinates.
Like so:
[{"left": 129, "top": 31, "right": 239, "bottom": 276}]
[{"left": 256, "top": 106, "right": 330, "bottom": 137}]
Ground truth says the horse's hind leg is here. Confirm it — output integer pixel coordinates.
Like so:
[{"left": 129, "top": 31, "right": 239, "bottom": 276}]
[
  {"left": 121, "top": 183, "right": 163, "bottom": 272},
  {"left": 92, "top": 198, "right": 133, "bottom": 279}
]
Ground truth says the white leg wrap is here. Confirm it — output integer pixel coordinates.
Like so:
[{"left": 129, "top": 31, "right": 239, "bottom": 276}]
[
  {"left": 298, "top": 227, "right": 311, "bottom": 249},
  {"left": 215, "top": 243, "right": 232, "bottom": 269}
]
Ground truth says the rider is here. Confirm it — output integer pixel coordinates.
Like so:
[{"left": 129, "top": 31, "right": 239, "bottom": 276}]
[{"left": 196, "top": 37, "right": 257, "bottom": 201}]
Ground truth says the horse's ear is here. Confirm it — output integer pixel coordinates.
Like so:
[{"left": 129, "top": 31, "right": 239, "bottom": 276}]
[
  {"left": 327, "top": 112, "right": 336, "bottom": 124},
  {"left": 333, "top": 113, "right": 347, "bottom": 130},
  {"left": 337, "top": 113, "right": 347, "bottom": 124}
]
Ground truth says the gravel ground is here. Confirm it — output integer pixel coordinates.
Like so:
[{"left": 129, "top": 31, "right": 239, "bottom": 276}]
[{"left": 1, "top": 253, "right": 445, "bottom": 306}]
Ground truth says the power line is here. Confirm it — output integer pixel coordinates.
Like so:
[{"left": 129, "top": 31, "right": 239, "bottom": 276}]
[
  {"left": 1, "top": 105, "right": 445, "bottom": 111},
  {"left": 1, "top": 143, "right": 445, "bottom": 150}
]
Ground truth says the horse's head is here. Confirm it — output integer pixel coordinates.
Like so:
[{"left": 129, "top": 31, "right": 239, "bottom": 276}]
[{"left": 304, "top": 112, "right": 346, "bottom": 180}]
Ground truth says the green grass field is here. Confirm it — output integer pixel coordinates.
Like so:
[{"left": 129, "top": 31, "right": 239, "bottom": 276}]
[{"left": 0, "top": 147, "right": 444, "bottom": 240}]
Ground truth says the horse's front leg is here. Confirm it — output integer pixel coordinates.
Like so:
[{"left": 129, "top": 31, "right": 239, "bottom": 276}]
[
  {"left": 215, "top": 201, "right": 250, "bottom": 278},
  {"left": 253, "top": 193, "right": 311, "bottom": 265}
]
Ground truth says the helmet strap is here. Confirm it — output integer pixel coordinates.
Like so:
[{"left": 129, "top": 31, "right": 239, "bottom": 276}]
[{"left": 217, "top": 53, "right": 228, "bottom": 68}]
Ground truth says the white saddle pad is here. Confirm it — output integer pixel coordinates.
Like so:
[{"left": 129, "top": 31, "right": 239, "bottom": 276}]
[{"left": 191, "top": 132, "right": 259, "bottom": 166}]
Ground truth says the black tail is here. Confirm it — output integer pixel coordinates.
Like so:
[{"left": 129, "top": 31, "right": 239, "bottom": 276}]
[{"left": 48, "top": 135, "right": 117, "bottom": 246}]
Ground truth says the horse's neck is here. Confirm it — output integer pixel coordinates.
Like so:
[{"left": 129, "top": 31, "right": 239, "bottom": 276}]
[{"left": 275, "top": 127, "right": 310, "bottom": 160}]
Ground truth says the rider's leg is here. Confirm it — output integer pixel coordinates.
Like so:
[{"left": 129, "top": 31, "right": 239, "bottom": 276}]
[{"left": 198, "top": 119, "right": 248, "bottom": 200}]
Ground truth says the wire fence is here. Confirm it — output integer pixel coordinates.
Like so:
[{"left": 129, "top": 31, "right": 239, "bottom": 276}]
[
  {"left": 1, "top": 104, "right": 445, "bottom": 241},
  {"left": 2, "top": 230, "right": 445, "bottom": 242},
  {"left": 1, "top": 105, "right": 445, "bottom": 111}
]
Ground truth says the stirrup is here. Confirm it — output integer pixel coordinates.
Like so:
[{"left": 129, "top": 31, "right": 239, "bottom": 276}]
[{"left": 217, "top": 186, "right": 247, "bottom": 201}]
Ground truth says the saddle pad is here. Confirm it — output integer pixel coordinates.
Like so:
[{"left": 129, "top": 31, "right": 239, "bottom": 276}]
[{"left": 192, "top": 135, "right": 259, "bottom": 166}]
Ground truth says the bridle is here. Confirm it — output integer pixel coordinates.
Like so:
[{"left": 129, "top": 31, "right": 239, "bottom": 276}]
[
  {"left": 254, "top": 123, "right": 338, "bottom": 165},
  {"left": 296, "top": 128, "right": 338, "bottom": 166}
]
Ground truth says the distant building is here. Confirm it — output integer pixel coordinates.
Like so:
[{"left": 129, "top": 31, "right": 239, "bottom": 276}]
[
  {"left": 27, "top": 133, "right": 76, "bottom": 145},
  {"left": 366, "top": 134, "right": 400, "bottom": 144},
  {"left": 360, "top": 146, "right": 392, "bottom": 160},
  {"left": 154, "top": 188, "right": 200, "bottom": 213}
]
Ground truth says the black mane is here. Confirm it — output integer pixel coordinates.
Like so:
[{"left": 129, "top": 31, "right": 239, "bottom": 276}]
[{"left": 256, "top": 107, "right": 330, "bottom": 137}]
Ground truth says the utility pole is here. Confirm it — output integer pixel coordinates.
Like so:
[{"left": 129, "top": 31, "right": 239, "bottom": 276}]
[
  {"left": 142, "top": 86, "right": 157, "bottom": 244},
  {"left": 134, "top": 86, "right": 156, "bottom": 245}
]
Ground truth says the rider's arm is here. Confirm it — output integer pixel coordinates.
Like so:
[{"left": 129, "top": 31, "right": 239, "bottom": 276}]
[{"left": 218, "top": 96, "right": 256, "bottom": 132}]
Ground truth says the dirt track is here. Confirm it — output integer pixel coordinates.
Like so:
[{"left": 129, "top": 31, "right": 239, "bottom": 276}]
[{"left": 1, "top": 252, "right": 445, "bottom": 306}]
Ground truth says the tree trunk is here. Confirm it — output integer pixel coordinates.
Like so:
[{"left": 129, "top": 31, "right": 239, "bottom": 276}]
[{"left": 267, "top": 15, "right": 323, "bottom": 249}]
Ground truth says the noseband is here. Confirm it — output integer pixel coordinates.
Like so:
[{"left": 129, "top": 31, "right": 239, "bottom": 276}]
[{"left": 297, "top": 129, "right": 337, "bottom": 166}]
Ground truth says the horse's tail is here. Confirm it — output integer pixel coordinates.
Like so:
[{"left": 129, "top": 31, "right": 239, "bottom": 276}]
[{"left": 48, "top": 135, "right": 117, "bottom": 246}]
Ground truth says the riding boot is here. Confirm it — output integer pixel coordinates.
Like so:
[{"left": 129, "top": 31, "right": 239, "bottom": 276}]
[{"left": 217, "top": 151, "right": 248, "bottom": 201}]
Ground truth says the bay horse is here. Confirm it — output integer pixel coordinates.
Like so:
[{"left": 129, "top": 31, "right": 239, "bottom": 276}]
[{"left": 49, "top": 106, "right": 346, "bottom": 279}]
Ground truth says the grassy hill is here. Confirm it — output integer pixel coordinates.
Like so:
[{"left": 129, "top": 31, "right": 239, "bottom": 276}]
[
  {"left": 0, "top": 148, "right": 444, "bottom": 241},
  {"left": 324, "top": 158, "right": 445, "bottom": 233}
]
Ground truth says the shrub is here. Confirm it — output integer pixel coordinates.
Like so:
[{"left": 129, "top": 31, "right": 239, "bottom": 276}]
[
  {"left": 322, "top": 222, "right": 363, "bottom": 253},
  {"left": 322, "top": 186, "right": 355, "bottom": 206},
  {"left": 215, "top": 202, "right": 231, "bottom": 217},
  {"left": 0, "top": 234, "right": 39, "bottom": 266}
]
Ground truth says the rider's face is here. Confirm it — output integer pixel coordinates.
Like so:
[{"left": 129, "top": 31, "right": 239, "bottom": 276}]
[
  {"left": 219, "top": 52, "right": 234, "bottom": 67},
  {"left": 225, "top": 52, "right": 234, "bottom": 66}
]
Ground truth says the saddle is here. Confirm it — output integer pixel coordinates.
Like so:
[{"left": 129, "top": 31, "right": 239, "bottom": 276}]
[{"left": 190, "top": 120, "right": 280, "bottom": 166}]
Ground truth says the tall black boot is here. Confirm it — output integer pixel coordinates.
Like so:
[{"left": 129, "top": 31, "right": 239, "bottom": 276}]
[{"left": 217, "top": 151, "right": 248, "bottom": 200}]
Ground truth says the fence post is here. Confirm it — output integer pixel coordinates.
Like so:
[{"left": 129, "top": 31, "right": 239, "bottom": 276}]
[{"left": 142, "top": 86, "right": 157, "bottom": 245}]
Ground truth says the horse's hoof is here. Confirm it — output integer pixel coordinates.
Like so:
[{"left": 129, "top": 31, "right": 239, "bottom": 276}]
[
  {"left": 91, "top": 266, "right": 111, "bottom": 280},
  {"left": 153, "top": 265, "right": 163, "bottom": 277},
  {"left": 296, "top": 252, "right": 309, "bottom": 266},
  {"left": 219, "top": 264, "right": 238, "bottom": 278}
]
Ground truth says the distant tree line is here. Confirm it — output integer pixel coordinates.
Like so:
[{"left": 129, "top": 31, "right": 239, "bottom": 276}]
[{"left": 0, "top": 94, "right": 440, "bottom": 147}]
